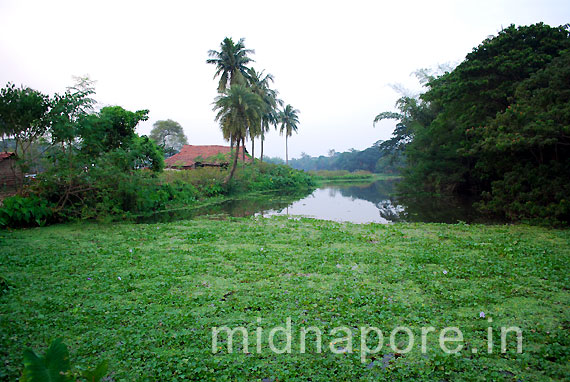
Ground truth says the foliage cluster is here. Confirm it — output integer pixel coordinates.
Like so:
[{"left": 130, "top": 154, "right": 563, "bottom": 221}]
[
  {"left": 375, "top": 23, "right": 570, "bottom": 224},
  {"left": 0, "top": 80, "right": 166, "bottom": 226},
  {"left": 0, "top": 195, "right": 54, "bottom": 228},
  {"left": 161, "top": 162, "right": 315, "bottom": 200},
  {"left": 1, "top": 218, "right": 568, "bottom": 380},
  {"left": 234, "top": 162, "right": 316, "bottom": 192}
]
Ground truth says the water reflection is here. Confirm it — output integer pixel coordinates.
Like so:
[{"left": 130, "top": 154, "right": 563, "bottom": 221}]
[
  {"left": 259, "top": 187, "right": 397, "bottom": 224},
  {"left": 260, "top": 180, "right": 487, "bottom": 224},
  {"left": 139, "top": 179, "right": 489, "bottom": 224}
]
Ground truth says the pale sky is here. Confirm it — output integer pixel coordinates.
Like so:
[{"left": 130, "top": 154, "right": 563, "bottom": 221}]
[{"left": 1, "top": 0, "right": 568, "bottom": 159}]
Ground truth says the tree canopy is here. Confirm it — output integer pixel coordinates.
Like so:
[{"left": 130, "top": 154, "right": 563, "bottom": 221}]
[
  {"left": 278, "top": 104, "right": 300, "bottom": 165},
  {"left": 207, "top": 37, "right": 255, "bottom": 93},
  {"left": 213, "top": 84, "right": 263, "bottom": 182},
  {"left": 376, "top": 23, "right": 570, "bottom": 224},
  {"left": 149, "top": 119, "right": 188, "bottom": 157}
]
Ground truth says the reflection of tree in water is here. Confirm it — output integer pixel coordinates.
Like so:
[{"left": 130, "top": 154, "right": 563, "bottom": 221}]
[
  {"left": 330, "top": 180, "right": 487, "bottom": 223},
  {"left": 395, "top": 193, "right": 490, "bottom": 223},
  {"left": 138, "top": 189, "right": 313, "bottom": 223},
  {"left": 328, "top": 181, "right": 395, "bottom": 204},
  {"left": 330, "top": 180, "right": 403, "bottom": 222},
  {"left": 140, "top": 181, "right": 491, "bottom": 225}
]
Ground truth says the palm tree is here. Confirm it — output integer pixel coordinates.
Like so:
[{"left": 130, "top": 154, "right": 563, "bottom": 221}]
[
  {"left": 278, "top": 104, "right": 300, "bottom": 165},
  {"left": 207, "top": 37, "right": 255, "bottom": 93},
  {"left": 208, "top": 37, "right": 255, "bottom": 152},
  {"left": 213, "top": 84, "right": 263, "bottom": 183},
  {"left": 245, "top": 68, "right": 282, "bottom": 162}
]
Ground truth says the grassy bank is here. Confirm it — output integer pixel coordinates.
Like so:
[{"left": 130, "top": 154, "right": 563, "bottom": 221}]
[
  {"left": 310, "top": 170, "right": 399, "bottom": 184},
  {"left": 1, "top": 218, "right": 568, "bottom": 381}
]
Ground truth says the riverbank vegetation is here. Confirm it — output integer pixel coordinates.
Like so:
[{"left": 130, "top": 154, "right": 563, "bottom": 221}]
[
  {"left": 0, "top": 157, "right": 314, "bottom": 228},
  {"left": 375, "top": 23, "right": 570, "bottom": 225},
  {"left": 0, "top": 36, "right": 314, "bottom": 228},
  {"left": 1, "top": 217, "right": 568, "bottom": 381}
]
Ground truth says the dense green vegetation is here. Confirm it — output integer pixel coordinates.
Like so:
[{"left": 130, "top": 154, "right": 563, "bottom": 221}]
[
  {"left": 0, "top": 37, "right": 312, "bottom": 227},
  {"left": 375, "top": 23, "right": 570, "bottom": 224},
  {"left": 1, "top": 218, "right": 568, "bottom": 381},
  {"left": 2, "top": 25, "right": 568, "bottom": 382},
  {"left": 0, "top": 161, "right": 314, "bottom": 228}
]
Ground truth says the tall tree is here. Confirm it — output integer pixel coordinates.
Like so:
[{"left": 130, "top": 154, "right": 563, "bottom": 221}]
[
  {"left": 207, "top": 37, "right": 255, "bottom": 93},
  {"left": 374, "top": 23, "right": 570, "bottom": 223},
  {"left": 149, "top": 119, "right": 188, "bottom": 157},
  {"left": 245, "top": 68, "right": 281, "bottom": 162},
  {"left": 213, "top": 84, "right": 263, "bottom": 183},
  {"left": 278, "top": 104, "right": 300, "bottom": 165}
]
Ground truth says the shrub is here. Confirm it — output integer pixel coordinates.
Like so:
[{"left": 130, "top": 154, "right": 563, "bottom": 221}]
[{"left": 0, "top": 195, "right": 54, "bottom": 228}]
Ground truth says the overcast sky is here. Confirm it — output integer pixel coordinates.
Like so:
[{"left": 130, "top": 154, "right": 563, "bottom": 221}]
[{"left": 1, "top": 0, "right": 568, "bottom": 159}]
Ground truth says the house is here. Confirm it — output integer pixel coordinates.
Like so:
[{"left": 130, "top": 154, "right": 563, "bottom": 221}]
[
  {"left": 164, "top": 145, "right": 251, "bottom": 169},
  {"left": 0, "top": 152, "right": 21, "bottom": 194}
]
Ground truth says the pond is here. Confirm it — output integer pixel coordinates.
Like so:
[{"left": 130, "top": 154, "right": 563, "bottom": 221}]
[{"left": 141, "top": 179, "right": 490, "bottom": 224}]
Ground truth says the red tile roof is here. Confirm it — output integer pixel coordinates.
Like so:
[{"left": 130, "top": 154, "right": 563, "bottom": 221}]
[
  {"left": 164, "top": 145, "right": 251, "bottom": 168},
  {"left": 0, "top": 152, "right": 16, "bottom": 160}
]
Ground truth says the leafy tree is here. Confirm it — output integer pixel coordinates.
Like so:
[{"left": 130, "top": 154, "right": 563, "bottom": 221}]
[
  {"left": 207, "top": 37, "right": 255, "bottom": 93},
  {"left": 79, "top": 106, "right": 149, "bottom": 157},
  {"left": 413, "top": 23, "right": 570, "bottom": 193},
  {"left": 42, "top": 105, "right": 162, "bottom": 214},
  {"left": 375, "top": 23, "right": 570, "bottom": 223},
  {"left": 207, "top": 37, "right": 256, "bottom": 151},
  {"left": 149, "top": 119, "right": 188, "bottom": 157},
  {"left": 213, "top": 84, "right": 263, "bottom": 183},
  {"left": 278, "top": 104, "right": 300, "bottom": 165},
  {"left": 0, "top": 83, "right": 50, "bottom": 187},
  {"left": 469, "top": 48, "right": 570, "bottom": 222},
  {"left": 288, "top": 143, "right": 393, "bottom": 173},
  {"left": 65, "top": 75, "right": 97, "bottom": 114}
]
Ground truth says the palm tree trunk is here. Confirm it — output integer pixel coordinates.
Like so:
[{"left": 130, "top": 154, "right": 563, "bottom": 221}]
[
  {"left": 286, "top": 135, "right": 289, "bottom": 165},
  {"left": 242, "top": 137, "right": 245, "bottom": 165},
  {"left": 225, "top": 137, "right": 240, "bottom": 184},
  {"left": 260, "top": 131, "right": 264, "bottom": 163},
  {"left": 251, "top": 138, "right": 255, "bottom": 164}
]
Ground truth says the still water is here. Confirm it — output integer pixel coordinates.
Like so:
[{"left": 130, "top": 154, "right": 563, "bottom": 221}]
[
  {"left": 257, "top": 187, "right": 402, "bottom": 224},
  {"left": 141, "top": 179, "right": 486, "bottom": 224}
]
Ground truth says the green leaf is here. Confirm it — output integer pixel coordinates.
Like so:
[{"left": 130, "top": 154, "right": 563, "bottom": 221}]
[
  {"left": 82, "top": 360, "right": 108, "bottom": 382},
  {"left": 20, "top": 338, "right": 72, "bottom": 382}
]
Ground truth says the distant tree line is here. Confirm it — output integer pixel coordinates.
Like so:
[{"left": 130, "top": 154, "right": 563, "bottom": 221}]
[
  {"left": 265, "top": 142, "right": 403, "bottom": 174},
  {"left": 375, "top": 23, "right": 570, "bottom": 224}
]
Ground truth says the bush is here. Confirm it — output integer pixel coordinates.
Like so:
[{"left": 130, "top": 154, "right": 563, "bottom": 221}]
[
  {"left": 0, "top": 195, "right": 54, "bottom": 228},
  {"left": 234, "top": 162, "right": 316, "bottom": 192}
]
